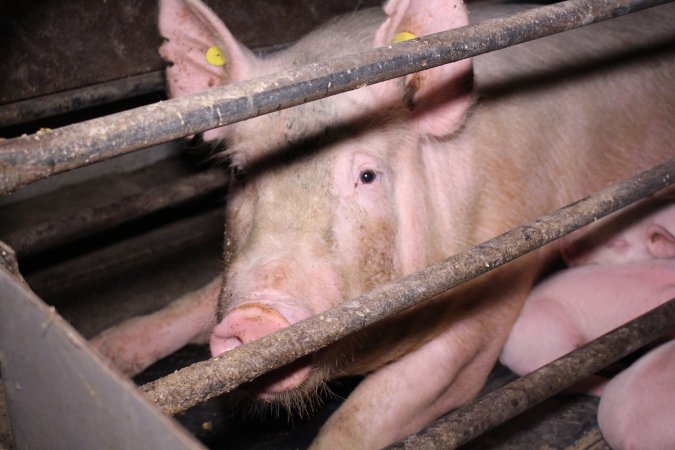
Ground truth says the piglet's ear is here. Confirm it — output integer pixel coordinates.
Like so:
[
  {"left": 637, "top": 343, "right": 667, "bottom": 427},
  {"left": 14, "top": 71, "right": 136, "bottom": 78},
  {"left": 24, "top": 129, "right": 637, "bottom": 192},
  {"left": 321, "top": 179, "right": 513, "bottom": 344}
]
[
  {"left": 159, "top": 0, "right": 256, "bottom": 141},
  {"left": 646, "top": 224, "right": 675, "bottom": 259},
  {"left": 560, "top": 235, "right": 590, "bottom": 267},
  {"left": 373, "top": 0, "right": 474, "bottom": 137}
]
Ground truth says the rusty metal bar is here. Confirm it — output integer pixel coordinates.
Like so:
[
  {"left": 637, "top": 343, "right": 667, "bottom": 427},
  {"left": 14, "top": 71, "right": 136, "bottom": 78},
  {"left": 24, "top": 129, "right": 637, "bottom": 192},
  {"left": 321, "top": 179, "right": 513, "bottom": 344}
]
[
  {"left": 0, "top": 72, "right": 165, "bottom": 128},
  {"left": 389, "top": 298, "right": 675, "bottom": 449},
  {"left": 1, "top": 0, "right": 669, "bottom": 195},
  {"left": 2, "top": 169, "right": 228, "bottom": 258},
  {"left": 140, "top": 158, "right": 675, "bottom": 415}
]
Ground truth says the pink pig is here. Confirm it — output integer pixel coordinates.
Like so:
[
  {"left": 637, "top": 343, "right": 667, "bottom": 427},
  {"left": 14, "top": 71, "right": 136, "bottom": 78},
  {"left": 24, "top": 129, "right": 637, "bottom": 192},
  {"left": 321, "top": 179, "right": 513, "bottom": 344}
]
[
  {"left": 501, "top": 195, "right": 675, "bottom": 449},
  {"left": 91, "top": 0, "right": 675, "bottom": 447}
]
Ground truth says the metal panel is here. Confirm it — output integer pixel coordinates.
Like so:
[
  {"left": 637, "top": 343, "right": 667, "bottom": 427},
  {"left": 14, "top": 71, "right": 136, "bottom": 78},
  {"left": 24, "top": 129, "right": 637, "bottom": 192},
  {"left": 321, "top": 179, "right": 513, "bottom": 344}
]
[{"left": 0, "top": 268, "right": 204, "bottom": 450}]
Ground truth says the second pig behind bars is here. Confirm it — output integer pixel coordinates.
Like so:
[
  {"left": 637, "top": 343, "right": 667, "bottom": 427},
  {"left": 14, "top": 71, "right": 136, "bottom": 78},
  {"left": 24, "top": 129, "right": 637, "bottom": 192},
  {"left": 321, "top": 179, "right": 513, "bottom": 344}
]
[
  {"left": 92, "top": 0, "right": 675, "bottom": 448},
  {"left": 502, "top": 195, "right": 675, "bottom": 449}
]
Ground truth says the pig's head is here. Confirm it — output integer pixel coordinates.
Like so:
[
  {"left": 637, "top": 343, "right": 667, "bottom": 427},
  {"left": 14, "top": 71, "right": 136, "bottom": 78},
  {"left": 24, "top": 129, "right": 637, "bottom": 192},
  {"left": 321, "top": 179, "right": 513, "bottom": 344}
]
[
  {"left": 561, "top": 194, "right": 675, "bottom": 266},
  {"left": 159, "top": 0, "right": 473, "bottom": 407}
]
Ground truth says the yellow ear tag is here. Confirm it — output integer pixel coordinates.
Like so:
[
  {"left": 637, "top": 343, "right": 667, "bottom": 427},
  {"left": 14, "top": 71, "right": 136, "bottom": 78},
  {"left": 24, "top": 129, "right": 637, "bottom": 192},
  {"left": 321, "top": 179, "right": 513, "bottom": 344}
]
[
  {"left": 392, "top": 31, "right": 417, "bottom": 43},
  {"left": 205, "top": 46, "right": 227, "bottom": 66}
]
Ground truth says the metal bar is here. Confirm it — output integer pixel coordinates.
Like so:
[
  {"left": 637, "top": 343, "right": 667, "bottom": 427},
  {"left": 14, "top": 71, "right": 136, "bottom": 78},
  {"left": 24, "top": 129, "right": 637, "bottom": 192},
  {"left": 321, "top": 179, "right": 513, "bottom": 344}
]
[
  {"left": 2, "top": 169, "right": 228, "bottom": 258},
  {"left": 0, "top": 0, "right": 669, "bottom": 195},
  {"left": 0, "top": 72, "right": 165, "bottom": 128},
  {"left": 25, "top": 208, "right": 224, "bottom": 299},
  {"left": 139, "top": 158, "right": 675, "bottom": 415},
  {"left": 0, "top": 42, "right": 286, "bottom": 129},
  {"left": 388, "top": 298, "right": 675, "bottom": 450}
]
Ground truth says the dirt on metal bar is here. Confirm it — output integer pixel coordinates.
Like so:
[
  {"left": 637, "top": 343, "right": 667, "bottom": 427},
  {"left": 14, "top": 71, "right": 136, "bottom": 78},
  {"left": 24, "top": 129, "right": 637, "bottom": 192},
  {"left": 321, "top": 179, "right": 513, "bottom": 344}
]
[
  {"left": 0, "top": 0, "right": 669, "bottom": 195},
  {"left": 0, "top": 72, "right": 165, "bottom": 128},
  {"left": 3, "top": 169, "right": 228, "bottom": 258},
  {"left": 389, "top": 298, "right": 675, "bottom": 450},
  {"left": 0, "top": 241, "right": 26, "bottom": 285},
  {"left": 140, "top": 158, "right": 674, "bottom": 415}
]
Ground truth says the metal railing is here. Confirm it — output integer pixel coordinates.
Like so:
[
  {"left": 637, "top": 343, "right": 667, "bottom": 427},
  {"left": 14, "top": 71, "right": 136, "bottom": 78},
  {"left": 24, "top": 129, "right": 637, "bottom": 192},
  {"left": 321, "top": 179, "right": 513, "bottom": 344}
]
[
  {"left": 140, "top": 160, "right": 675, "bottom": 414},
  {"left": 0, "top": 0, "right": 670, "bottom": 195}
]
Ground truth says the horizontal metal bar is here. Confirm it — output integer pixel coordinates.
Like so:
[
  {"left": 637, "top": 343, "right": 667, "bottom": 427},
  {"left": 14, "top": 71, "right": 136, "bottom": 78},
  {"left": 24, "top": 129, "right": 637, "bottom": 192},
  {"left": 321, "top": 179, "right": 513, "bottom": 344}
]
[
  {"left": 0, "top": 0, "right": 668, "bottom": 195},
  {"left": 139, "top": 158, "right": 675, "bottom": 415},
  {"left": 2, "top": 169, "right": 227, "bottom": 258},
  {"left": 0, "top": 44, "right": 286, "bottom": 130},
  {"left": 0, "top": 72, "right": 165, "bottom": 128},
  {"left": 25, "top": 208, "right": 224, "bottom": 300},
  {"left": 389, "top": 297, "right": 675, "bottom": 449}
]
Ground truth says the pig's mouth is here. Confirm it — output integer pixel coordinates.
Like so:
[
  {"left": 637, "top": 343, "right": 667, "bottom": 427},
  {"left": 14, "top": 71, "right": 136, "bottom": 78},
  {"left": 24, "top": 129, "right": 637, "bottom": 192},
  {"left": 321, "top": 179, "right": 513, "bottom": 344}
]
[
  {"left": 210, "top": 299, "right": 324, "bottom": 404},
  {"left": 240, "top": 356, "right": 332, "bottom": 417},
  {"left": 243, "top": 355, "right": 315, "bottom": 400}
]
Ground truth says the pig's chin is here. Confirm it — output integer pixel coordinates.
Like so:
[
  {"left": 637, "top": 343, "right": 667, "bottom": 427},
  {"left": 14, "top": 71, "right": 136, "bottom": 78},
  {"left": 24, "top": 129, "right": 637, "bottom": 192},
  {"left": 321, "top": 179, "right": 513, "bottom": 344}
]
[
  {"left": 242, "top": 359, "right": 330, "bottom": 416},
  {"left": 210, "top": 292, "right": 333, "bottom": 411},
  {"left": 245, "top": 355, "right": 314, "bottom": 401}
]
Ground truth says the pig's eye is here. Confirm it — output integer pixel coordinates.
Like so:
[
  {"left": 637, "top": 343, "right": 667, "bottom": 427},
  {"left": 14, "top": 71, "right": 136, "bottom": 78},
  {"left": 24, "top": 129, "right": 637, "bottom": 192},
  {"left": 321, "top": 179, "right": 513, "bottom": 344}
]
[
  {"left": 359, "top": 169, "right": 377, "bottom": 184},
  {"left": 232, "top": 166, "right": 247, "bottom": 182}
]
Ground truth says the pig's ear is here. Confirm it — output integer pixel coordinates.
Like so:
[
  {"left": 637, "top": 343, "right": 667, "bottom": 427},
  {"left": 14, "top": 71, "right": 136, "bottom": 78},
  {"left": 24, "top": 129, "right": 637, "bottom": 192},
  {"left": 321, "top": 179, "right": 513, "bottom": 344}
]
[
  {"left": 373, "top": 0, "right": 474, "bottom": 137},
  {"left": 646, "top": 224, "right": 675, "bottom": 259},
  {"left": 158, "top": 0, "right": 256, "bottom": 141}
]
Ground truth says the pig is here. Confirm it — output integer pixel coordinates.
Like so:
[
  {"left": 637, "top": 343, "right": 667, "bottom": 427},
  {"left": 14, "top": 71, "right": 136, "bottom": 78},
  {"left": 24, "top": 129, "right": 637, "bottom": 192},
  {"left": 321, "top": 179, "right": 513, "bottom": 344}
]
[
  {"left": 559, "top": 194, "right": 675, "bottom": 267},
  {"left": 598, "top": 340, "right": 675, "bottom": 450},
  {"left": 500, "top": 196, "right": 675, "bottom": 449},
  {"left": 91, "top": 0, "right": 675, "bottom": 447}
]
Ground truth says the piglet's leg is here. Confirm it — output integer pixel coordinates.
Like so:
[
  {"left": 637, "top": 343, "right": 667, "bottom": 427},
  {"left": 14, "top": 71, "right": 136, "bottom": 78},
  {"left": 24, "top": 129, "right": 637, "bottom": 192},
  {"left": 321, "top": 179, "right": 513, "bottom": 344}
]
[
  {"left": 598, "top": 339, "right": 675, "bottom": 450},
  {"left": 90, "top": 277, "right": 220, "bottom": 376}
]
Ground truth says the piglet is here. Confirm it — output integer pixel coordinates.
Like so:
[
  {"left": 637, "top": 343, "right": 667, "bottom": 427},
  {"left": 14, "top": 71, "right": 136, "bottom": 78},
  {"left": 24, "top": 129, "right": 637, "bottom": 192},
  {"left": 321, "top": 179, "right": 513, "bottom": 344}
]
[{"left": 501, "top": 196, "right": 675, "bottom": 449}]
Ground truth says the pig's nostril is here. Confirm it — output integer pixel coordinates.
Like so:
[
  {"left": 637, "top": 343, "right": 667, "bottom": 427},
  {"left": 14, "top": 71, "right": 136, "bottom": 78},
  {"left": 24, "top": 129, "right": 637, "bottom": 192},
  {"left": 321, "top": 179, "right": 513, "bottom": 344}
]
[
  {"left": 209, "top": 302, "right": 313, "bottom": 394},
  {"left": 210, "top": 303, "right": 293, "bottom": 357}
]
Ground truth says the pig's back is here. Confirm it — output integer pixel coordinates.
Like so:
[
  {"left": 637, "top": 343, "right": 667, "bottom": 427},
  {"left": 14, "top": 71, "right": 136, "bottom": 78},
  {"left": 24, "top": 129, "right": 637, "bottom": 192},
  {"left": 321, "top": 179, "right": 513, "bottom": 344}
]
[
  {"left": 469, "top": 2, "right": 675, "bottom": 95},
  {"left": 451, "top": 1, "right": 675, "bottom": 240},
  {"left": 264, "top": 8, "right": 384, "bottom": 70}
]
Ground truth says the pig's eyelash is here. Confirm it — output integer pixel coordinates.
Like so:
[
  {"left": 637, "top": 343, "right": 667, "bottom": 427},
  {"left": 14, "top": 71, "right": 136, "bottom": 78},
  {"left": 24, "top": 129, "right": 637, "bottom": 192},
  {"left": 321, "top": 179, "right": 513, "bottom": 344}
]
[
  {"left": 227, "top": 153, "right": 248, "bottom": 182},
  {"left": 232, "top": 165, "right": 247, "bottom": 182}
]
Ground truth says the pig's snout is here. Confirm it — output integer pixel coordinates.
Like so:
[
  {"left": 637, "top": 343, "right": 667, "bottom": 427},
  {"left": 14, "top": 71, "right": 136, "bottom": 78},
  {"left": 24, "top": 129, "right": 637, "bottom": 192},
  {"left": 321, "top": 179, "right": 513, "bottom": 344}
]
[
  {"left": 210, "top": 304, "right": 290, "bottom": 354},
  {"left": 210, "top": 303, "right": 311, "bottom": 397}
]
